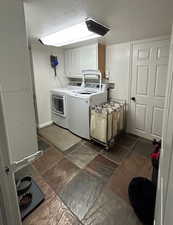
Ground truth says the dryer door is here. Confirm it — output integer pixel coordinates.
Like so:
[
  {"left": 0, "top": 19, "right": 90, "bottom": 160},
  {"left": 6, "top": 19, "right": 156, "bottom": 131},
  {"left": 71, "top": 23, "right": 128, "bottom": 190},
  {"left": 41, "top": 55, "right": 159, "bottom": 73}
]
[{"left": 68, "top": 96, "right": 90, "bottom": 139}]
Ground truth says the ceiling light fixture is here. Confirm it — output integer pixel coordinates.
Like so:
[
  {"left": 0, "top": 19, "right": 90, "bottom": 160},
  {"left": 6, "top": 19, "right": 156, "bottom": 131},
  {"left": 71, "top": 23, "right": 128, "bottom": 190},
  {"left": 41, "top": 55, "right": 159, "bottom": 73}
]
[
  {"left": 86, "top": 18, "right": 110, "bottom": 36},
  {"left": 40, "top": 22, "right": 101, "bottom": 47}
]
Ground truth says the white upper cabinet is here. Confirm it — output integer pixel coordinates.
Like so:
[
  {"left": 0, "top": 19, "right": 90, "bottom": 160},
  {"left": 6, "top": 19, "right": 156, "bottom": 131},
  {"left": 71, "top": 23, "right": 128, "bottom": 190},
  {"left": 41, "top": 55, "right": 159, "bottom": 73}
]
[
  {"left": 65, "top": 48, "right": 80, "bottom": 77},
  {"left": 79, "top": 44, "right": 98, "bottom": 71},
  {"left": 65, "top": 43, "right": 105, "bottom": 78}
]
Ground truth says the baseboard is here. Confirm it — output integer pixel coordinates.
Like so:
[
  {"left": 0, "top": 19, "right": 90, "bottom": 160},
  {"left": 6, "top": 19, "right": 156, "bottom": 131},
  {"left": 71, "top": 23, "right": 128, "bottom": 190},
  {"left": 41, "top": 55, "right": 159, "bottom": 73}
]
[{"left": 38, "top": 121, "right": 53, "bottom": 129}]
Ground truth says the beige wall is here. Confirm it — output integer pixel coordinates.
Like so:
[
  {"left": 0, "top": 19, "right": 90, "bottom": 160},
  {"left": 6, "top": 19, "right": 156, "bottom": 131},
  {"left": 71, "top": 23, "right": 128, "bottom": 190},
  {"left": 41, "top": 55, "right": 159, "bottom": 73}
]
[{"left": 31, "top": 41, "right": 68, "bottom": 128}]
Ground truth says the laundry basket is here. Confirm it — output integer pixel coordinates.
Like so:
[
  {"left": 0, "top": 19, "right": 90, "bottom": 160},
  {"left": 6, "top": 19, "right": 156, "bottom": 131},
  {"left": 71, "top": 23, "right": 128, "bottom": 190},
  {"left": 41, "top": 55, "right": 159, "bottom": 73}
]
[{"left": 90, "top": 100, "right": 126, "bottom": 150}]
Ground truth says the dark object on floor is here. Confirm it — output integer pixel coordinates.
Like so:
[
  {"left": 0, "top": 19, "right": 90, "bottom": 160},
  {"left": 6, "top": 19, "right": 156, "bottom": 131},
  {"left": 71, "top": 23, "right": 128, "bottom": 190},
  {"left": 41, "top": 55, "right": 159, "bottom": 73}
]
[
  {"left": 16, "top": 176, "right": 32, "bottom": 196},
  {"left": 152, "top": 167, "right": 158, "bottom": 188},
  {"left": 151, "top": 154, "right": 160, "bottom": 187},
  {"left": 128, "top": 177, "right": 156, "bottom": 225},
  {"left": 152, "top": 139, "right": 161, "bottom": 148},
  {"left": 19, "top": 193, "right": 32, "bottom": 209},
  {"left": 20, "top": 178, "right": 45, "bottom": 220},
  {"left": 151, "top": 139, "right": 161, "bottom": 187}
]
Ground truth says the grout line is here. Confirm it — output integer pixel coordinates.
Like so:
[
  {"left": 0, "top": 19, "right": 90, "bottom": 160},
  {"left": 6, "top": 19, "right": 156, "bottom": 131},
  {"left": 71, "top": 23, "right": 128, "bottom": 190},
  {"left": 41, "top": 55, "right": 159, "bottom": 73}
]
[
  {"left": 56, "top": 184, "right": 87, "bottom": 225},
  {"left": 33, "top": 163, "right": 84, "bottom": 224},
  {"left": 99, "top": 153, "right": 121, "bottom": 166}
]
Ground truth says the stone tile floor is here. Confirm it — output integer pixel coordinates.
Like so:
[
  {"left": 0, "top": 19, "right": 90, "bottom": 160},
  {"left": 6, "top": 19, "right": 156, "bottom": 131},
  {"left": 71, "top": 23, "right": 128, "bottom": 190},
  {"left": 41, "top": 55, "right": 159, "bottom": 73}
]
[{"left": 17, "top": 133, "right": 154, "bottom": 225}]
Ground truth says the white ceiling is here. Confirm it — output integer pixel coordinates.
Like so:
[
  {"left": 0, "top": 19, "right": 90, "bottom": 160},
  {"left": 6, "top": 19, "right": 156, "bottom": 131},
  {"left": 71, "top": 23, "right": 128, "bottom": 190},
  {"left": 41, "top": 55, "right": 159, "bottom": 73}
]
[{"left": 24, "top": 0, "right": 173, "bottom": 46}]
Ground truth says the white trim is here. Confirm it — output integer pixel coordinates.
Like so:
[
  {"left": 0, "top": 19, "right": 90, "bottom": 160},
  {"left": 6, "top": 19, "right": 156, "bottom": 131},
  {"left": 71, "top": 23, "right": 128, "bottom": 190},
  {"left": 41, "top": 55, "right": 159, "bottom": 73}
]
[
  {"left": 12, "top": 151, "right": 43, "bottom": 172},
  {"left": 130, "top": 130, "right": 160, "bottom": 141},
  {"left": 106, "top": 35, "right": 170, "bottom": 48},
  {"left": 38, "top": 121, "right": 53, "bottom": 129},
  {"left": 132, "top": 35, "right": 170, "bottom": 45},
  {"left": 127, "top": 41, "right": 133, "bottom": 132}
]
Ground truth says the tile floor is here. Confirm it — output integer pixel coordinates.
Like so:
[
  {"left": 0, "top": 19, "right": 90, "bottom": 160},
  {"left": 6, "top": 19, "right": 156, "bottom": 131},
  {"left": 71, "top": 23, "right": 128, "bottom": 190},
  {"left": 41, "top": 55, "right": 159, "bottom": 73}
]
[{"left": 17, "top": 132, "right": 154, "bottom": 225}]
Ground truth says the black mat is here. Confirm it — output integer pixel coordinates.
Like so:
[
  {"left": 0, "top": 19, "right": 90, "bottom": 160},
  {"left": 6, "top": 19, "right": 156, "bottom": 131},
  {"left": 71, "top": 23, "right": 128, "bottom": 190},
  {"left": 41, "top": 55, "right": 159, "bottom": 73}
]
[
  {"left": 128, "top": 177, "right": 156, "bottom": 225},
  {"left": 20, "top": 178, "right": 45, "bottom": 220}
]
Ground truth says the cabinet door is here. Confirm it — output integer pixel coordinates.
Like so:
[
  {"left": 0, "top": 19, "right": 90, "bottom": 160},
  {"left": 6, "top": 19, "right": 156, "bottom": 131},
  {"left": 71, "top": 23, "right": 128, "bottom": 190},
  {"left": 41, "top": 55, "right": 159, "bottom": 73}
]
[
  {"left": 65, "top": 48, "right": 81, "bottom": 78},
  {"left": 71, "top": 48, "right": 81, "bottom": 76},
  {"left": 80, "top": 44, "right": 98, "bottom": 71},
  {"left": 64, "top": 44, "right": 99, "bottom": 78}
]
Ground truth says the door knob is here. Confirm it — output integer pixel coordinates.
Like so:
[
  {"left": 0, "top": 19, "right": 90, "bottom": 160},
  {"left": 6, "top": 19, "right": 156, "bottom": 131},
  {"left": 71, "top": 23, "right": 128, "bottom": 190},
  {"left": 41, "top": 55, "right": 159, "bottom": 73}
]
[{"left": 131, "top": 97, "right": 136, "bottom": 102}]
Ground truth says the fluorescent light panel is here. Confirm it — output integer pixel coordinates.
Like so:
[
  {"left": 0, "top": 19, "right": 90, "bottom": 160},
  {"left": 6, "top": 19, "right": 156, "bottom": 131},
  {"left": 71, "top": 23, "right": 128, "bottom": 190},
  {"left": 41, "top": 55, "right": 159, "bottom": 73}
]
[{"left": 40, "top": 22, "right": 101, "bottom": 47}]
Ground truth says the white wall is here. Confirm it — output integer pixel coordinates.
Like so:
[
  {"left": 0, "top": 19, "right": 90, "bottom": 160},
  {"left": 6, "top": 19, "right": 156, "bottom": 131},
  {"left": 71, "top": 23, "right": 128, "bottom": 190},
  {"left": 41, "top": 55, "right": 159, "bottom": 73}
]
[
  {"left": 106, "top": 42, "right": 131, "bottom": 101},
  {"left": 31, "top": 41, "right": 68, "bottom": 128},
  {"left": 0, "top": 0, "right": 37, "bottom": 163}
]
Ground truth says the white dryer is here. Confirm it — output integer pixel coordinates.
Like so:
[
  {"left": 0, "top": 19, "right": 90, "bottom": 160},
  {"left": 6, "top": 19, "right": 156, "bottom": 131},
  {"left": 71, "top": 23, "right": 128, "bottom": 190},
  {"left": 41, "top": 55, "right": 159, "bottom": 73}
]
[
  {"left": 51, "top": 85, "right": 82, "bottom": 129},
  {"left": 51, "top": 88, "right": 69, "bottom": 129}
]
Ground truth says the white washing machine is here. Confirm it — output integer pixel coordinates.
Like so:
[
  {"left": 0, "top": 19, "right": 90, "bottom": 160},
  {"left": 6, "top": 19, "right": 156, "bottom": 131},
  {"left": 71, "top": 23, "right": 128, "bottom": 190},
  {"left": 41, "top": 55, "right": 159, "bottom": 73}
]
[
  {"left": 68, "top": 84, "right": 107, "bottom": 139},
  {"left": 51, "top": 83, "right": 107, "bottom": 139}
]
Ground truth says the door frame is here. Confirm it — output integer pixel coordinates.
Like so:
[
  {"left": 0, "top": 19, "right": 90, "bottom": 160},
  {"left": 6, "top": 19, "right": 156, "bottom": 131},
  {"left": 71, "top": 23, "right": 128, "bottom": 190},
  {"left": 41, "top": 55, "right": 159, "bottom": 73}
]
[
  {"left": 127, "top": 35, "right": 170, "bottom": 139},
  {"left": 0, "top": 87, "right": 22, "bottom": 225},
  {"left": 155, "top": 27, "right": 173, "bottom": 225}
]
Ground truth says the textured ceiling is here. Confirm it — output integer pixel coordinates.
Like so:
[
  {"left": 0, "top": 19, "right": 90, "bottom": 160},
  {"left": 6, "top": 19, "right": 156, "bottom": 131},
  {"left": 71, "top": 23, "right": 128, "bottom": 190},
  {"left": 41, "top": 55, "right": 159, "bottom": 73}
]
[{"left": 24, "top": 0, "right": 173, "bottom": 46}]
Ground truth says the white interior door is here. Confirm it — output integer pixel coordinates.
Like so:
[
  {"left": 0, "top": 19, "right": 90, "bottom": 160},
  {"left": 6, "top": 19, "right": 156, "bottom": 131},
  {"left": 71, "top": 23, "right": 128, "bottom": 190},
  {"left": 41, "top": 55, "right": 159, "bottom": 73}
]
[
  {"left": 129, "top": 39, "right": 170, "bottom": 140},
  {"left": 0, "top": 0, "right": 41, "bottom": 223},
  {"left": 0, "top": 89, "right": 22, "bottom": 225}
]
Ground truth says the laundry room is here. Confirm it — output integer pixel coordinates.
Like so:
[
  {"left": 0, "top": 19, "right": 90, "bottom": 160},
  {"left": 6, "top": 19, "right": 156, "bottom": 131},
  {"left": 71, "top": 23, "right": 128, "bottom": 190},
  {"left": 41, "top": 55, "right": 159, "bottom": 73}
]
[{"left": 1, "top": 0, "right": 173, "bottom": 225}]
